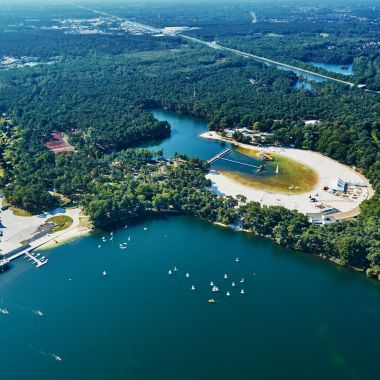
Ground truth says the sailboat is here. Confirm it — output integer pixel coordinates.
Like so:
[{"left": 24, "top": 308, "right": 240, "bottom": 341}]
[
  {"left": 240, "top": 278, "right": 245, "bottom": 283},
  {"left": 226, "top": 291, "right": 231, "bottom": 297},
  {"left": 224, "top": 274, "right": 228, "bottom": 279},
  {"left": 210, "top": 281, "right": 214, "bottom": 286},
  {"left": 173, "top": 266, "right": 178, "bottom": 272},
  {"left": 241, "top": 289, "right": 245, "bottom": 294},
  {"left": 191, "top": 285, "right": 196, "bottom": 291},
  {"left": 185, "top": 273, "right": 190, "bottom": 278},
  {"left": 212, "top": 286, "right": 220, "bottom": 292},
  {"left": 232, "top": 282, "right": 236, "bottom": 287},
  {"left": 235, "top": 257, "right": 239, "bottom": 262},
  {"left": 102, "top": 271, "right": 107, "bottom": 276},
  {"left": 168, "top": 270, "right": 172, "bottom": 275}
]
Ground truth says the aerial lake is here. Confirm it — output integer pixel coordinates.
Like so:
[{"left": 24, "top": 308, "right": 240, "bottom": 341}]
[{"left": 1, "top": 111, "right": 380, "bottom": 380}]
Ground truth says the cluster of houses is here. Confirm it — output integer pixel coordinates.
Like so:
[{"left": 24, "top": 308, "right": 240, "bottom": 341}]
[{"left": 223, "top": 128, "right": 273, "bottom": 144}]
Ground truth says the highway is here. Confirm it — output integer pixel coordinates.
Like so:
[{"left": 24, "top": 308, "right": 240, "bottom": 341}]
[
  {"left": 180, "top": 35, "right": 355, "bottom": 87},
  {"left": 68, "top": 2, "right": 358, "bottom": 88}
]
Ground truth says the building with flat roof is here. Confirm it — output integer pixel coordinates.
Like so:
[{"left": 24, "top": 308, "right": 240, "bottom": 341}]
[{"left": 328, "top": 178, "right": 348, "bottom": 193}]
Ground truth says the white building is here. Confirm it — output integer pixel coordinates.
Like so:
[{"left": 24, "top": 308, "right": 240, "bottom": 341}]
[{"left": 328, "top": 178, "right": 348, "bottom": 193}]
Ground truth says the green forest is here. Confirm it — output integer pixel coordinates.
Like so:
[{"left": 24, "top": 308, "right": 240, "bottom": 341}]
[{"left": 0, "top": 3, "right": 379, "bottom": 279}]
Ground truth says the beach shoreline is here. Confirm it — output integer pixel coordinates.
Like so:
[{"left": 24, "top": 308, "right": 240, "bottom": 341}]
[
  {"left": 0, "top": 202, "right": 93, "bottom": 255},
  {"left": 201, "top": 131, "right": 374, "bottom": 215}
]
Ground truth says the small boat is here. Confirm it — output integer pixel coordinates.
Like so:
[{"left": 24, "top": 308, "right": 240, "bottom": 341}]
[
  {"left": 128, "top": 236, "right": 131, "bottom": 241},
  {"left": 102, "top": 271, "right": 107, "bottom": 276},
  {"left": 168, "top": 270, "right": 172, "bottom": 275},
  {"left": 208, "top": 299, "right": 216, "bottom": 303},
  {"left": 276, "top": 165, "right": 279, "bottom": 174},
  {"left": 185, "top": 273, "right": 190, "bottom": 278},
  {"left": 98, "top": 245, "right": 101, "bottom": 248},
  {"left": 241, "top": 289, "right": 245, "bottom": 294},
  {"left": 53, "top": 354, "right": 62, "bottom": 362},
  {"left": 35, "top": 310, "right": 44, "bottom": 316},
  {"left": 110, "top": 232, "right": 114, "bottom": 236},
  {"left": 0, "top": 308, "right": 9, "bottom": 315},
  {"left": 124, "top": 225, "right": 128, "bottom": 229},
  {"left": 144, "top": 227, "right": 148, "bottom": 231},
  {"left": 110, "top": 236, "right": 114, "bottom": 241},
  {"left": 173, "top": 267, "right": 178, "bottom": 272},
  {"left": 240, "top": 278, "right": 245, "bottom": 283},
  {"left": 226, "top": 291, "right": 231, "bottom": 297},
  {"left": 191, "top": 285, "right": 196, "bottom": 291},
  {"left": 212, "top": 286, "right": 220, "bottom": 292},
  {"left": 224, "top": 274, "right": 228, "bottom": 279},
  {"left": 210, "top": 281, "right": 214, "bottom": 286},
  {"left": 232, "top": 282, "right": 236, "bottom": 287},
  {"left": 235, "top": 257, "right": 239, "bottom": 262}
]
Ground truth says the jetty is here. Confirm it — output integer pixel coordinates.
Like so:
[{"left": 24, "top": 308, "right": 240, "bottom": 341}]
[
  {"left": 207, "top": 149, "right": 231, "bottom": 164},
  {"left": 219, "top": 157, "right": 264, "bottom": 169},
  {"left": 2, "top": 242, "right": 49, "bottom": 270}
]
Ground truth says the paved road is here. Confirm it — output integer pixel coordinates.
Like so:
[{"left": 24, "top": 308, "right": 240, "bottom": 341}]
[
  {"left": 67, "top": 2, "right": 358, "bottom": 88},
  {"left": 180, "top": 35, "right": 355, "bottom": 87}
]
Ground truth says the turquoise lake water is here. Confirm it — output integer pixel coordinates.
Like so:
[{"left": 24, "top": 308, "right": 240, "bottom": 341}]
[
  {"left": 308, "top": 62, "right": 354, "bottom": 76},
  {"left": 148, "top": 109, "right": 276, "bottom": 177},
  {"left": 1, "top": 110, "right": 380, "bottom": 380},
  {"left": 1, "top": 217, "right": 380, "bottom": 380}
]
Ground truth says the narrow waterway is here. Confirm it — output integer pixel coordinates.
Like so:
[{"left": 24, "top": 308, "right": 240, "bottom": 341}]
[{"left": 147, "top": 108, "right": 276, "bottom": 178}]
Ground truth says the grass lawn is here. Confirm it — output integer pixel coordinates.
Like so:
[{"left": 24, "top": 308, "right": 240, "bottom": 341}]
[
  {"left": 46, "top": 215, "right": 73, "bottom": 233},
  {"left": 10, "top": 207, "right": 33, "bottom": 216}
]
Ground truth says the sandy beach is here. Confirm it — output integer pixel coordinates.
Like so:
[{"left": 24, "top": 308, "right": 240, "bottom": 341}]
[
  {"left": 201, "top": 132, "right": 374, "bottom": 215},
  {"left": 0, "top": 202, "right": 92, "bottom": 254}
]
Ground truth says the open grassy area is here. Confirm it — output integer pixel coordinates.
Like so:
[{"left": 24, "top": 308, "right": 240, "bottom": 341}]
[
  {"left": 46, "top": 215, "right": 73, "bottom": 233},
  {"left": 10, "top": 207, "right": 33, "bottom": 216},
  {"left": 1, "top": 199, "right": 32, "bottom": 216},
  {"left": 222, "top": 147, "right": 318, "bottom": 194}
]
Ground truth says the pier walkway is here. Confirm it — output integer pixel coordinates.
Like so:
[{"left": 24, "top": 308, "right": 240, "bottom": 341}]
[
  {"left": 219, "top": 157, "right": 263, "bottom": 169},
  {"left": 207, "top": 149, "right": 231, "bottom": 164}
]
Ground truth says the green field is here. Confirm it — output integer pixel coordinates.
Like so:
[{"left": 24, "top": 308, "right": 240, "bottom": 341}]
[{"left": 46, "top": 215, "right": 73, "bottom": 233}]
